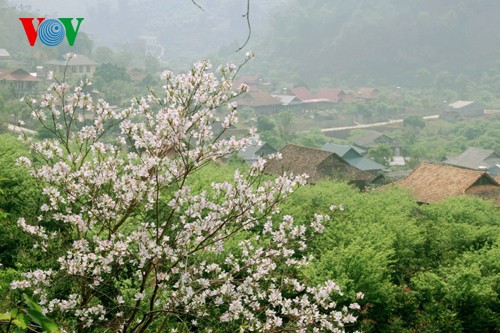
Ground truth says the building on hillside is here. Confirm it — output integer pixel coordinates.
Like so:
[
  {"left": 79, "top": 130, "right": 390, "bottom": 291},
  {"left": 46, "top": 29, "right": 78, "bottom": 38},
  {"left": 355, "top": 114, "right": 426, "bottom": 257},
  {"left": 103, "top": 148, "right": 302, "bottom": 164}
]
[
  {"left": 442, "top": 100, "right": 484, "bottom": 121},
  {"left": 355, "top": 87, "right": 379, "bottom": 100},
  {"left": 315, "top": 88, "right": 347, "bottom": 104},
  {"left": 350, "top": 130, "right": 401, "bottom": 156},
  {"left": 444, "top": 147, "right": 500, "bottom": 174},
  {"left": 0, "top": 68, "right": 40, "bottom": 96},
  {"left": 388, "top": 163, "right": 499, "bottom": 205},
  {"left": 236, "top": 90, "right": 284, "bottom": 114},
  {"left": 237, "top": 141, "right": 277, "bottom": 165},
  {"left": 233, "top": 76, "right": 271, "bottom": 92},
  {"left": 286, "top": 87, "right": 316, "bottom": 102},
  {"left": 265, "top": 144, "right": 375, "bottom": 188},
  {"left": 46, "top": 54, "right": 98, "bottom": 76},
  {"left": 322, "top": 143, "right": 385, "bottom": 174}
]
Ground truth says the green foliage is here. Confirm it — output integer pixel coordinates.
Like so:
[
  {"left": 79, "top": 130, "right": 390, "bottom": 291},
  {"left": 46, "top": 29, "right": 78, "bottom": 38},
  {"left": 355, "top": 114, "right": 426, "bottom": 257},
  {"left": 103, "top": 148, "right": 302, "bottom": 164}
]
[
  {"left": 278, "top": 181, "right": 500, "bottom": 332},
  {"left": 93, "top": 63, "right": 131, "bottom": 87},
  {"left": 256, "top": 116, "right": 275, "bottom": 132},
  {"left": 0, "top": 134, "right": 42, "bottom": 268},
  {"left": 366, "top": 144, "right": 393, "bottom": 167},
  {"left": 403, "top": 115, "right": 425, "bottom": 129},
  {"left": 0, "top": 294, "right": 60, "bottom": 333}
]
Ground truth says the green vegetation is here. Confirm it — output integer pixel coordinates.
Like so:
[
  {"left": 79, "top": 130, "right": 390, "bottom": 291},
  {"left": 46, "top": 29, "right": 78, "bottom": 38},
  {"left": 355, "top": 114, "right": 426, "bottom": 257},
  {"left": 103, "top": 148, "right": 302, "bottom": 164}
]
[{"left": 1, "top": 135, "right": 498, "bottom": 331}]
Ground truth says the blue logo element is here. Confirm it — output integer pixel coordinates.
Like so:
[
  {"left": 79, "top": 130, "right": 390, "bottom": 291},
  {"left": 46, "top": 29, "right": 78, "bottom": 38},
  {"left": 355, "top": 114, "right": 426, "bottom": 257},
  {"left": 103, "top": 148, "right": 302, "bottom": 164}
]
[{"left": 38, "top": 19, "right": 65, "bottom": 46}]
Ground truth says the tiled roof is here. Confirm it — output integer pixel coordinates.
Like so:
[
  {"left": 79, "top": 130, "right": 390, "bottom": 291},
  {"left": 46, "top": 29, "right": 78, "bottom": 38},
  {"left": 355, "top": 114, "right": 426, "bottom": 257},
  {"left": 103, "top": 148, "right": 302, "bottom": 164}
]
[
  {"left": 237, "top": 142, "right": 277, "bottom": 162},
  {"left": 289, "top": 87, "right": 316, "bottom": 102},
  {"left": 237, "top": 91, "right": 282, "bottom": 107},
  {"left": 351, "top": 130, "right": 394, "bottom": 149},
  {"left": 316, "top": 89, "right": 345, "bottom": 103},
  {"left": 393, "top": 163, "right": 499, "bottom": 204},
  {"left": 444, "top": 147, "right": 499, "bottom": 170},
  {"left": 0, "top": 68, "right": 40, "bottom": 82},
  {"left": 265, "top": 144, "right": 373, "bottom": 184}
]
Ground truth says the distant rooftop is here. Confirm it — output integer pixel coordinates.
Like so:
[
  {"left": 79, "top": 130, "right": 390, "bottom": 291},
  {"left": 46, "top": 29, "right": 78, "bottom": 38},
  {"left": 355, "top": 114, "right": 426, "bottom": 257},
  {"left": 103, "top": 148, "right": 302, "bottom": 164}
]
[
  {"left": 47, "top": 54, "right": 98, "bottom": 66},
  {"left": 448, "top": 100, "right": 474, "bottom": 109},
  {"left": 0, "top": 48, "right": 10, "bottom": 57}
]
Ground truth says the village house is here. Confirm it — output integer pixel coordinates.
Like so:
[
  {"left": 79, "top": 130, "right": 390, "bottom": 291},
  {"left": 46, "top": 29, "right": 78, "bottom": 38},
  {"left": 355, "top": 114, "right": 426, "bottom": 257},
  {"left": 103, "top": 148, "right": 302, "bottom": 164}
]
[
  {"left": 315, "top": 88, "right": 348, "bottom": 104},
  {"left": 350, "top": 130, "right": 402, "bottom": 156},
  {"left": 233, "top": 76, "right": 272, "bottom": 92},
  {"left": 355, "top": 87, "right": 379, "bottom": 100},
  {"left": 444, "top": 147, "right": 500, "bottom": 174},
  {"left": 236, "top": 90, "right": 284, "bottom": 114},
  {"left": 322, "top": 143, "right": 385, "bottom": 174},
  {"left": 46, "top": 54, "right": 98, "bottom": 76},
  {"left": 0, "top": 68, "right": 40, "bottom": 96},
  {"left": 442, "top": 100, "right": 484, "bottom": 121},
  {"left": 265, "top": 144, "right": 375, "bottom": 188},
  {"left": 389, "top": 163, "right": 500, "bottom": 205},
  {"left": 237, "top": 141, "right": 277, "bottom": 165}
]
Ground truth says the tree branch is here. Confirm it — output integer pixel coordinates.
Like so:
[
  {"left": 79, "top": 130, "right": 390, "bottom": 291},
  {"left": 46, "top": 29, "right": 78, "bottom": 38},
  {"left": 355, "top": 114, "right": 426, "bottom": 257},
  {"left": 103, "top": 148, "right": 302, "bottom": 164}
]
[{"left": 236, "top": 0, "right": 251, "bottom": 52}]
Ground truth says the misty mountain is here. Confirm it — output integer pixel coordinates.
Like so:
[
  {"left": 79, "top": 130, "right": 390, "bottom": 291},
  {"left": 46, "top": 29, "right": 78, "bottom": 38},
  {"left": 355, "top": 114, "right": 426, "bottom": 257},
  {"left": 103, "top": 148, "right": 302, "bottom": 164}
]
[
  {"left": 5, "top": 0, "right": 281, "bottom": 65},
  {"left": 254, "top": 0, "right": 500, "bottom": 86}
]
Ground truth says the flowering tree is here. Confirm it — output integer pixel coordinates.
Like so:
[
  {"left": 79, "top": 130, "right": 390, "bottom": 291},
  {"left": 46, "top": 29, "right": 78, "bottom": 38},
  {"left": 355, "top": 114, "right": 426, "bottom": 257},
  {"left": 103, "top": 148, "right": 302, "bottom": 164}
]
[{"left": 10, "top": 54, "right": 360, "bottom": 332}]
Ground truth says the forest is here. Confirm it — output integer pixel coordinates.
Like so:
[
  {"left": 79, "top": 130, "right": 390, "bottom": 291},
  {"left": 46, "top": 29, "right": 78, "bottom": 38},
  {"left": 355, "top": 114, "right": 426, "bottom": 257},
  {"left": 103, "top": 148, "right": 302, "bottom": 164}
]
[{"left": 0, "top": 1, "right": 499, "bottom": 332}]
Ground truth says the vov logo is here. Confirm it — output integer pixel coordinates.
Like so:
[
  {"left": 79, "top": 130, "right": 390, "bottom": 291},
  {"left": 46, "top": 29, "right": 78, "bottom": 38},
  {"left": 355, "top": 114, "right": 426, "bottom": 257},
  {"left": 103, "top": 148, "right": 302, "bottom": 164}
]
[{"left": 19, "top": 18, "right": 84, "bottom": 46}]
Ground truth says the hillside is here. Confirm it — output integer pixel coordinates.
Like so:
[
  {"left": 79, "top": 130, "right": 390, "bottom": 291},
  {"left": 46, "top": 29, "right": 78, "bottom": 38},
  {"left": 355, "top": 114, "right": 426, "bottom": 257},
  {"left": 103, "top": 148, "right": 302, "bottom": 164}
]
[{"left": 253, "top": 0, "right": 500, "bottom": 86}]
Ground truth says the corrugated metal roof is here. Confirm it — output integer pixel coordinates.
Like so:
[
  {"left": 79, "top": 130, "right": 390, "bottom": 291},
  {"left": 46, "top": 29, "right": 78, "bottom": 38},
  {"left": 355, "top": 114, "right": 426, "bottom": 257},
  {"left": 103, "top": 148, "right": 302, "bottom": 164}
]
[{"left": 444, "top": 147, "right": 499, "bottom": 169}]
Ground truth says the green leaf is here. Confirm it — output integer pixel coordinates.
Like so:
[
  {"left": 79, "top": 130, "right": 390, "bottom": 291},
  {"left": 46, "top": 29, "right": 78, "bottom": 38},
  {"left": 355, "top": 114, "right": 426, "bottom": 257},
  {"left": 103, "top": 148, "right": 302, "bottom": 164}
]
[
  {"left": 0, "top": 311, "right": 12, "bottom": 321},
  {"left": 26, "top": 309, "right": 60, "bottom": 333},
  {"left": 23, "top": 294, "right": 42, "bottom": 312},
  {"left": 12, "top": 313, "right": 28, "bottom": 329}
]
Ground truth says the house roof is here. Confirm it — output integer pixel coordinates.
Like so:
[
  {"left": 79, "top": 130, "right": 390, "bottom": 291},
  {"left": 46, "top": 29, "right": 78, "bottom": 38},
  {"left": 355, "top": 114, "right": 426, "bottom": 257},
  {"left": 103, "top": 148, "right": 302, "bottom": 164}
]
[
  {"left": 271, "top": 94, "right": 297, "bottom": 106},
  {"left": 0, "top": 68, "right": 40, "bottom": 82},
  {"left": 448, "top": 100, "right": 474, "bottom": 109},
  {"left": 0, "top": 48, "right": 10, "bottom": 57},
  {"left": 316, "top": 88, "right": 345, "bottom": 103},
  {"left": 351, "top": 130, "right": 394, "bottom": 149},
  {"left": 237, "top": 90, "right": 282, "bottom": 107},
  {"left": 265, "top": 144, "right": 373, "bottom": 184},
  {"left": 322, "top": 143, "right": 364, "bottom": 157},
  {"left": 289, "top": 87, "right": 317, "bottom": 102},
  {"left": 392, "top": 163, "right": 499, "bottom": 204},
  {"left": 237, "top": 142, "right": 276, "bottom": 161},
  {"left": 47, "top": 54, "right": 98, "bottom": 66},
  {"left": 346, "top": 156, "right": 386, "bottom": 171},
  {"left": 444, "top": 147, "right": 499, "bottom": 170},
  {"left": 321, "top": 143, "right": 383, "bottom": 171},
  {"left": 356, "top": 87, "right": 379, "bottom": 99}
]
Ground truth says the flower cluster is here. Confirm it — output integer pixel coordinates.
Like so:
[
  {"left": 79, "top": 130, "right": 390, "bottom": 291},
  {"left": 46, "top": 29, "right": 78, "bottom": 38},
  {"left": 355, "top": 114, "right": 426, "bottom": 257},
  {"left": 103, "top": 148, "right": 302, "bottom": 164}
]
[{"left": 13, "top": 55, "right": 360, "bottom": 332}]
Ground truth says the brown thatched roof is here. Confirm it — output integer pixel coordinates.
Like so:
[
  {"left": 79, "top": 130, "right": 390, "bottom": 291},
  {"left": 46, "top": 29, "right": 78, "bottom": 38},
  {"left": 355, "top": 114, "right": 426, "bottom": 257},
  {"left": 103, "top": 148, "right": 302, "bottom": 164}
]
[
  {"left": 265, "top": 144, "right": 374, "bottom": 184},
  {"left": 392, "top": 163, "right": 499, "bottom": 204}
]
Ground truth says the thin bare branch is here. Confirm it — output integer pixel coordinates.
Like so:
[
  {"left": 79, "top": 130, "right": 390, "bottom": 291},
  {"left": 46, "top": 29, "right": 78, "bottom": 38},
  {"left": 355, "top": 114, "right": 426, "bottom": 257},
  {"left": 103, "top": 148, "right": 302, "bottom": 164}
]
[
  {"left": 236, "top": 0, "right": 251, "bottom": 52},
  {"left": 191, "top": 0, "right": 205, "bottom": 11}
]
